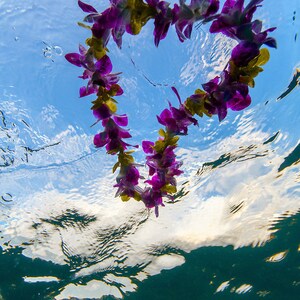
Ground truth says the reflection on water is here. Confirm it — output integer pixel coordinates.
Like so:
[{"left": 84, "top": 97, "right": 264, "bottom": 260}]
[
  {"left": 0, "top": 209, "right": 299, "bottom": 299},
  {"left": 0, "top": 100, "right": 94, "bottom": 172},
  {"left": 277, "top": 68, "right": 300, "bottom": 101},
  {"left": 129, "top": 212, "right": 300, "bottom": 299},
  {"left": 1, "top": 0, "right": 300, "bottom": 299},
  {"left": 0, "top": 105, "right": 299, "bottom": 298},
  {"left": 278, "top": 142, "right": 300, "bottom": 173}
]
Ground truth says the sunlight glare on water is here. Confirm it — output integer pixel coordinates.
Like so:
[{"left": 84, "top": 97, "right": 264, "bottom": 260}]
[{"left": 0, "top": 0, "right": 299, "bottom": 299}]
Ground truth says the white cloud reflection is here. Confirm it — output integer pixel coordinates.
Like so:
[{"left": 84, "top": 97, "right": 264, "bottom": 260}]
[
  {"left": 1, "top": 108, "right": 299, "bottom": 298},
  {"left": 180, "top": 30, "right": 237, "bottom": 86}
]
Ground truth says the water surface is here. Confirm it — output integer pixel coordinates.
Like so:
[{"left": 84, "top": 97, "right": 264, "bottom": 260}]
[{"left": 0, "top": 0, "right": 299, "bottom": 299}]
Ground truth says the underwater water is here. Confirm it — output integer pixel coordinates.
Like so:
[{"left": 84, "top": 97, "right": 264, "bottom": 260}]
[{"left": 0, "top": 0, "right": 299, "bottom": 299}]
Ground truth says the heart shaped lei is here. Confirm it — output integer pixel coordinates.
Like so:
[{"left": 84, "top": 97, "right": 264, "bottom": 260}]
[{"left": 66, "top": 0, "right": 276, "bottom": 216}]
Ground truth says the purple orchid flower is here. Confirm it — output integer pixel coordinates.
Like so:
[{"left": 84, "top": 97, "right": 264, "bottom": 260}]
[
  {"left": 145, "top": 174, "right": 166, "bottom": 191},
  {"left": 78, "top": 0, "right": 97, "bottom": 13},
  {"left": 93, "top": 103, "right": 113, "bottom": 120},
  {"left": 93, "top": 103, "right": 129, "bottom": 125},
  {"left": 77, "top": 0, "right": 112, "bottom": 48},
  {"left": 66, "top": 45, "right": 122, "bottom": 97},
  {"left": 87, "top": 0, "right": 138, "bottom": 48},
  {"left": 114, "top": 164, "right": 141, "bottom": 197},
  {"left": 157, "top": 102, "right": 198, "bottom": 135},
  {"left": 230, "top": 40, "right": 260, "bottom": 66},
  {"left": 209, "top": 0, "right": 276, "bottom": 65},
  {"left": 202, "top": 71, "right": 251, "bottom": 121},
  {"left": 142, "top": 140, "right": 183, "bottom": 215},
  {"left": 230, "top": 23, "right": 276, "bottom": 66},
  {"left": 210, "top": 0, "right": 262, "bottom": 38},
  {"left": 226, "top": 88, "right": 251, "bottom": 111},
  {"left": 77, "top": 0, "right": 127, "bottom": 48},
  {"left": 173, "top": 0, "right": 220, "bottom": 42},
  {"left": 94, "top": 117, "right": 135, "bottom": 153},
  {"left": 143, "top": 143, "right": 182, "bottom": 176},
  {"left": 156, "top": 87, "right": 198, "bottom": 134},
  {"left": 65, "top": 44, "right": 92, "bottom": 68},
  {"left": 146, "top": 0, "right": 174, "bottom": 46},
  {"left": 141, "top": 187, "right": 165, "bottom": 217}
]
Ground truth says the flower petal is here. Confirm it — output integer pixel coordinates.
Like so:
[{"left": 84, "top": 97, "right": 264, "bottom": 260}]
[
  {"left": 142, "top": 141, "right": 154, "bottom": 154},
  {"left": 218, "top": 106, "right": 228, "bottom": 121},
  {"left": 227, "top": 93, "right": 251, "bottom": 111},
  {"left": 79, "top": 85, "right": 97, "bottom": 97},
  {"left": 263, "top": 37, "right": 277, "bottom": 48},
  {"left": 65, "top": 53, "right": 82, "bottom": 67},
  {"left": 95, "top": 55, "right": 113, "bottom": 75},
  {"left": 106, "top": 139, "right": 120, "bottom": 152},
  {"left": 171, "top": 86, "right": 182, "bottom": 103},
  {"left": 113, "top": 114, "right": 128, "bottom": 126},
  {"left": 93, "top": 104, "right": 111, "bottom": 120},
  {"left": 158, "top": 108, "right": 172, "bottom": 124},
  {"left": 78, "top": 0, "right": 97, "bottom": 13},
  {"left": 94, "top": 132, "right": 108, "bottom": 147},
  {"left": 231, "top": 41, "right": 260, "bottom": 66},
  {"left": 125, "top": 166, "right": 140, "bottom": 185},
  {"left": 119, "top": 129, "right": 132, "bottom": 139},
  {"left": 78, "top": 44, "right": 87, "bottom": 55}
]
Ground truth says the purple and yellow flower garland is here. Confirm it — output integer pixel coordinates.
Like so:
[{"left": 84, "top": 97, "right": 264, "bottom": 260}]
[{"left": 66, "top": 0, "right": 276, "bottom": 216}]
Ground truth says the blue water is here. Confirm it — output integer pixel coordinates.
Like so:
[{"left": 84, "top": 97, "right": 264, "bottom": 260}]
[{"left": 0, "top": 0, "right": 299, "bottom": 299}]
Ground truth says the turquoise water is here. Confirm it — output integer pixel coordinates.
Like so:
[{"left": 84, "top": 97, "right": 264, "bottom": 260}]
[{"left": 0, "top": 0, "right": 299, "bottom": 299}]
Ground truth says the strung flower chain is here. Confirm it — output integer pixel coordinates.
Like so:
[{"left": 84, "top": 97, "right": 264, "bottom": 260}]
[{"left": 66, "top": 0, "right": 276, "bottom": 216}]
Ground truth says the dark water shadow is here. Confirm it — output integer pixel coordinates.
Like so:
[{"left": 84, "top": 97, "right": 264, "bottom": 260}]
[
  {"left": 196, "top": 132, "right": 278, "bottom": 178},
  {"left": 0, "top": 211, "right": 299, "bottom": 299},
  {"left": 277, "top": 68, "right": 300, "bottom": 101},
  {"left": 0, "top": 246, "right": 70, "bottom": 300},
  {"left": 126, "top": 212, "right": 300, "bottom": 300},
  {"left": 278, "top": 142, "right": 300, "bottom": 173}
]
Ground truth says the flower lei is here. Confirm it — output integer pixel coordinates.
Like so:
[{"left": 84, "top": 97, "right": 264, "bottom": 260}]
[{"left": 66, "top": 0, "right": 276, "bottom": 216}]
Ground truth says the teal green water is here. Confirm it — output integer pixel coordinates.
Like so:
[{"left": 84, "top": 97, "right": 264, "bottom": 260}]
[
  {"left": 0, "top": 212, "right": 299, "bottom": 299},
  {"left": 128, "top": 213, "right": 300, "bottom": 300}
]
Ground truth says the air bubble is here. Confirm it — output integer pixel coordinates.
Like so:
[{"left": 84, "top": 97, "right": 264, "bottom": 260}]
[
  {"left": 42, "top": 42, "right": 63, "bottom": 61},
  {"left": 43, "top": 51, "right": 52, "bottom": 59},
  {"left": 53, "top": 46, "right": 63, "bottom": 56},
  {"left": 1, "top": 193, "right": 13, "bottom": 202}
]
